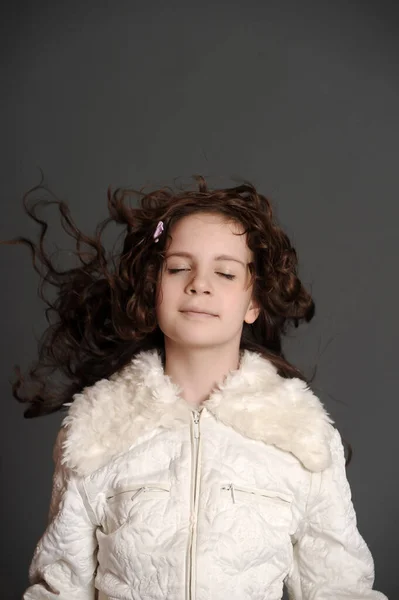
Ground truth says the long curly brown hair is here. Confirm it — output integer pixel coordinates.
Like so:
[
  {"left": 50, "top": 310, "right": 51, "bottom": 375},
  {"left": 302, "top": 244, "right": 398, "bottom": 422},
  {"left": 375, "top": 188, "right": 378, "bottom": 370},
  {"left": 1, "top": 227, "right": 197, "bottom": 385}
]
[
  {"left": 3, "top": 174, "right": 353, "bottom": 465},
  {"left": 3, "top": 173, "right": 318, "bottom": 406}
]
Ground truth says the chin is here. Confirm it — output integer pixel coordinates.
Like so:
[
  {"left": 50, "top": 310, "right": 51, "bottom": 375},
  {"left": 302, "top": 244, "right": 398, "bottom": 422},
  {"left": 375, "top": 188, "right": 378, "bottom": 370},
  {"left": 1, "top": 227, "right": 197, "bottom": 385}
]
[{"left": 165, "top": 333, "right": 236, "bottom": 350}]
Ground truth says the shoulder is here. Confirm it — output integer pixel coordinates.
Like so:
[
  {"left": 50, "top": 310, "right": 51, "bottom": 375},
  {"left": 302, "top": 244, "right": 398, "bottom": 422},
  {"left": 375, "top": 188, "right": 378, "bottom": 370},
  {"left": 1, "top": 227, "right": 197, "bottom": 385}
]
[
  {"left": 207, "top": 350, "right": 336, "bottom": 472},
  {"left": 58, "top": 349, "right": 189, "bottom": 476}
]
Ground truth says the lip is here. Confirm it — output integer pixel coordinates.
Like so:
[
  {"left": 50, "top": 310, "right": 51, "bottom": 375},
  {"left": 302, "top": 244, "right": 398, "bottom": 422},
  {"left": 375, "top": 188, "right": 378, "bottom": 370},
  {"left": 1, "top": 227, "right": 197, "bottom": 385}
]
[{"left": 180, "top": 309, "right": 218, "bottom": 317}]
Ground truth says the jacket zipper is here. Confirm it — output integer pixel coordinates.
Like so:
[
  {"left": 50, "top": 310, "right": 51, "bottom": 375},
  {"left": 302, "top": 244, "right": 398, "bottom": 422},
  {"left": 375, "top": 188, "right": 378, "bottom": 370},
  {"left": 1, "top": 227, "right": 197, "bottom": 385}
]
[
  {"left": 221, "top": 483, "right": 292, "bottom": 504},
  {"left": 106, "top": 482, "right": 170, "bottom": 500},
  {"left": 187, "top": 409, "right": 202, "bottom": 600}
]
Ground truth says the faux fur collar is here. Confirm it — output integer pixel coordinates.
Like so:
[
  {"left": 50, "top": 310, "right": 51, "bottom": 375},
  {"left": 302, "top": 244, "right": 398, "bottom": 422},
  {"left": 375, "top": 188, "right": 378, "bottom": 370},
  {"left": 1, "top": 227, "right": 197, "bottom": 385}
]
[{"left": 61, "top": 349, "right": 334, "bottom": 477}]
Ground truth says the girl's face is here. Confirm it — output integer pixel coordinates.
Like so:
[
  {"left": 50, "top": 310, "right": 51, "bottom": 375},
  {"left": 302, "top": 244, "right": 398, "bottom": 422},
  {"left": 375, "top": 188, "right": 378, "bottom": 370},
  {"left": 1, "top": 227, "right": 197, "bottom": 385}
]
[{"left": 155, "top": 212, "right": 259, "bottom": 354}]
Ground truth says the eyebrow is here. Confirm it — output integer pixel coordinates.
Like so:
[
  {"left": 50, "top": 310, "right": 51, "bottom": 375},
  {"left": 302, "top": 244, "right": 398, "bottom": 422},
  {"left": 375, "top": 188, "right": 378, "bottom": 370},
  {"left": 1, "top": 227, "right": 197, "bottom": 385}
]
[{"left": 165, "top": 251, "right": 246, "bottom": 267}]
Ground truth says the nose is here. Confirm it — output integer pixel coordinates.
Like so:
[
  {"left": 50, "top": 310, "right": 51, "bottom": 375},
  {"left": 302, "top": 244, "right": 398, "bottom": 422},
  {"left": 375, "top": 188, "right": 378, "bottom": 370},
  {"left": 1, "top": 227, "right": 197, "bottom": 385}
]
[{"left": 185, "top": 271, "right": 212, "bottom": 295}]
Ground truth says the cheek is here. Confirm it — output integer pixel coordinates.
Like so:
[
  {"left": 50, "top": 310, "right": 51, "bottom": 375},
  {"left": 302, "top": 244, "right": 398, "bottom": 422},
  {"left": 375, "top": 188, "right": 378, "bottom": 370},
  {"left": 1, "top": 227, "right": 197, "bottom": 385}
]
[
  {"left": 155, "top": 278, "right": 176, "bottom": 311},
  {"left": 154, "top": 278, "right": 165, "bottom": 312},
  {"left": 226, "top": 285, "right": 251, "bottom": 307},
  {"left": 234, "top": 293, "right": 254, "bottom": 319}
]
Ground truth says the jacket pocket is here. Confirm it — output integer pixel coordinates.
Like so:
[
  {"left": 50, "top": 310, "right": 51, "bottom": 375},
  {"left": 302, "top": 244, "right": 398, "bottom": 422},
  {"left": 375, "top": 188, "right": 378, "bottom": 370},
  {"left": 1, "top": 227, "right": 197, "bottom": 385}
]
[
  {"left": 220, "top": 483, "right": 293, "bottom": 529},
  {"left": 106, "top": 482, "right": 171, "bottom": 501},
  {"left": 221, "top": 483, "right": 293, "bottom": 505},
  {"left": 103, "top": 482, "right": 171, "bottom": 534}
]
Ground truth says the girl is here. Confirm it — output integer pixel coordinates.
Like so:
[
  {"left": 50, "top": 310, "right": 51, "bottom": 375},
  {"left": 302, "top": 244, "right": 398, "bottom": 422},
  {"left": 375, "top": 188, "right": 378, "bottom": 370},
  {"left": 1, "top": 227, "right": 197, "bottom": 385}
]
[{"left": 9, "top": 176, "right": 386, "bottom": 599}]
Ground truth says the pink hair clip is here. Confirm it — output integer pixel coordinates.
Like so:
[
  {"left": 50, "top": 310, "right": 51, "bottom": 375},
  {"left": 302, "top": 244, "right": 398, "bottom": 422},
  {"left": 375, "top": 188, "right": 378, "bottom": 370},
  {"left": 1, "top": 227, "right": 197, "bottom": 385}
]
[{"left": 153, "top": 220, "right": 164, "bottom": 243}]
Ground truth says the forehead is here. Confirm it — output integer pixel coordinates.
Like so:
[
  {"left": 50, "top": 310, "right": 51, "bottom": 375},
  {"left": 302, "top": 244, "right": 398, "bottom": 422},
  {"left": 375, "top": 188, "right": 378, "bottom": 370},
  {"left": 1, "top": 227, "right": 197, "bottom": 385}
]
[{"left": 168, "top": 213, "right": 250, "bottom": 257}]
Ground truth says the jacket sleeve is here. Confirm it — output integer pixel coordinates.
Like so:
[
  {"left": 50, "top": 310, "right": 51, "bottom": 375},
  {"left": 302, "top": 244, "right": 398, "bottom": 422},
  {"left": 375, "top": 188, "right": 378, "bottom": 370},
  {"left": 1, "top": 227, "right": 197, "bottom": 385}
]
[
  {"left": 23, "top": 428, "right": 99, "bottom": 600},
  {"left": 285, "top": 427, "right": 388, "bottom": 600}
]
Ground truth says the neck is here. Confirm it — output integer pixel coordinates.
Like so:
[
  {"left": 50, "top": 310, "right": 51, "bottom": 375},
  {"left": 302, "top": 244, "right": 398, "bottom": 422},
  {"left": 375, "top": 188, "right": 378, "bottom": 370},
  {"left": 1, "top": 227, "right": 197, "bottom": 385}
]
[{"left": 163, "top": 342, "right": 241, "bottom": 408}]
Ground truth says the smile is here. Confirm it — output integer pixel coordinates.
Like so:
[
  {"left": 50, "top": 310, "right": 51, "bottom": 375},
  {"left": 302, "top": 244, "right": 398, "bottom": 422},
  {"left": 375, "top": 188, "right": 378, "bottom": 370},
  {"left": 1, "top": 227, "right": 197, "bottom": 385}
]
[{"left": 180, "top": 311, "right": 217, "bottom": 318}]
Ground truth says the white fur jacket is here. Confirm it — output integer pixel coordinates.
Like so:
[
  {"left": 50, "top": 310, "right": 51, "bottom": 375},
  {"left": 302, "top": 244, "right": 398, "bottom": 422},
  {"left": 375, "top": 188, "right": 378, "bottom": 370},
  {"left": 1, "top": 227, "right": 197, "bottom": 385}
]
[{"left": 23, "top": 349, "right": 387, "bottom": 600}]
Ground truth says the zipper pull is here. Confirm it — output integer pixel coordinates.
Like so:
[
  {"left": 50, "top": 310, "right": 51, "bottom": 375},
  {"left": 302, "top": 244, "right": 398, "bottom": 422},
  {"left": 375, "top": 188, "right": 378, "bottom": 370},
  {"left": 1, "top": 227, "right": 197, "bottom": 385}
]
[
  {"left": 230, "top": 483, "right": 236, "bottom": 504},
  {"left": 193, "top": 410, "right": 200, "bottom": 439},
  {"left": 130, "top": 487, "right": 146, "bottom": 501},
  {"left": 127, "top": 487, "right": 147, "bottom": 518}
]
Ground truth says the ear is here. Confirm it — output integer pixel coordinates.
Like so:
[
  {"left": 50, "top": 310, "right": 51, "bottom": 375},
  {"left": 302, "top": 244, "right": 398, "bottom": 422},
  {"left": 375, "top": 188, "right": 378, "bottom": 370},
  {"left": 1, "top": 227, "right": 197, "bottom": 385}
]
[{"left": 244, "top": 299, "right": 260, "bottom": 324}]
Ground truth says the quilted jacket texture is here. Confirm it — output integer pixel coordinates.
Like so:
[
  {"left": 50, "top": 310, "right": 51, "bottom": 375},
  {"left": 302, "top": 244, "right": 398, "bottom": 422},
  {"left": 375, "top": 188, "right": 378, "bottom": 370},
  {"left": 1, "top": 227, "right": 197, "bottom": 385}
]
[{"left": 23, "top": 349, "right": 387, "bottom": 600}]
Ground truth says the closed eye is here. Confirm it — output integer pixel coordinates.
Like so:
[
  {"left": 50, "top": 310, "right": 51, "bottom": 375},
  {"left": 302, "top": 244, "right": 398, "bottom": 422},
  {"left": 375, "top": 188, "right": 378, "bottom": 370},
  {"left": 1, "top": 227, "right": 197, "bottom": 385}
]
[{"left": 167, "top": 268, "right": 235, "bottom": 280}]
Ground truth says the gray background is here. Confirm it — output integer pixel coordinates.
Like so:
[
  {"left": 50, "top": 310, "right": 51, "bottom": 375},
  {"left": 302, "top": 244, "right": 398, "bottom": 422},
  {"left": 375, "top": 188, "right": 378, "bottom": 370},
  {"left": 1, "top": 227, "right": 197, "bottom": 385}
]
[{"left": 1, "top": 0, "right": 398, "bottom": 598}]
